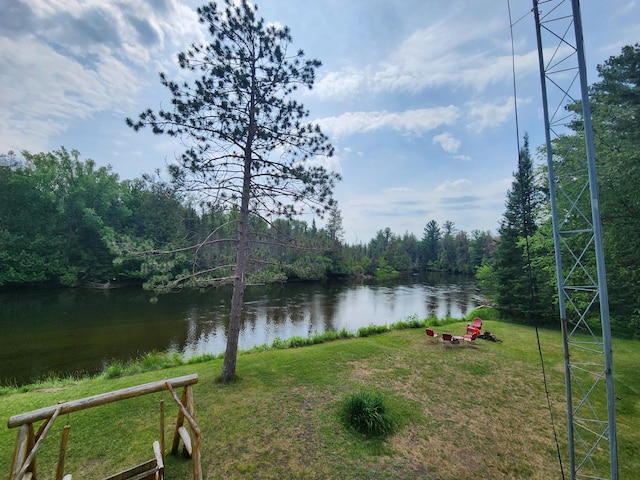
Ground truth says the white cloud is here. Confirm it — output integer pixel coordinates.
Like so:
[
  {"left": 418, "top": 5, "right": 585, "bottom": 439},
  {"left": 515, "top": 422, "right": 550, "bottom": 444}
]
[
  {"left": 384, "top": 187, "right": 414, "bottom": 194},
  {"left": 466, "top": 97, "right": 519, "bottom": 133},
  {"left": 317, "top": 106, "right": 460, "bottom": 139},
  {"left": 436, "top": 179, "right": 471, "bottom": 193},
  {"left": 314, "top": 69, "right": 365, "bottom": 100},
  {"left": 313, "top": 11, "right": 540, "bottom": 100},
  {"left": 432, "top": 132, "right": 461, "bottom": 153},
  {"left": 0, "top": 0, "right": 204, "bottom": 154},
  {"left": 0, "top": 35, "right": 139, "bottom": 152}
]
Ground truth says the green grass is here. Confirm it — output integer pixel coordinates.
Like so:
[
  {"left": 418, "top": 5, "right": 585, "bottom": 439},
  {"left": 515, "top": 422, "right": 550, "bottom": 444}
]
[{"left": 0, "top": 317, "right": 638, "bottom": 479}]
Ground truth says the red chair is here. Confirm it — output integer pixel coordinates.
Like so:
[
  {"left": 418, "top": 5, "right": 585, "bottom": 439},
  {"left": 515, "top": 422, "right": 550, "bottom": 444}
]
[
  {"left": 441, "top": 333, "right": 461, "bottom": 346},
  {"left": 467, "top": 317, "right": 482, "bottom": 333},
  {"left": 425, "top": 328, "right": 439, "bottom": 343},
  {"left": 463, "top": 331, "right": 478, "bottom": 347}
]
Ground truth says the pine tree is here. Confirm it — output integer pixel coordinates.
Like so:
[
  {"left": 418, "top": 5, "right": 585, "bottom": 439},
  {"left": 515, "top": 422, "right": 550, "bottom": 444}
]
[
  {"left": 493, "top": 134, "right": 548, "bottom": 321},
  {"left": 127, "top": 0, "right": 339, "bottom": 382}
]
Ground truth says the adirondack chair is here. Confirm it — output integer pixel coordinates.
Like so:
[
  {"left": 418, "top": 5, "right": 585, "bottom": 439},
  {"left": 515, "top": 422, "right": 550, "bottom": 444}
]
[{"left": 466, "top": 317, "right": 482, "bottom": 333}]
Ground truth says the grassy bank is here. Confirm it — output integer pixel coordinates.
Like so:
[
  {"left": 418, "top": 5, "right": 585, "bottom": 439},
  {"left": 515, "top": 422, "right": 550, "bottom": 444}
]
[{"left": 1, "top": 320, "right": 638, "bottom": 479}]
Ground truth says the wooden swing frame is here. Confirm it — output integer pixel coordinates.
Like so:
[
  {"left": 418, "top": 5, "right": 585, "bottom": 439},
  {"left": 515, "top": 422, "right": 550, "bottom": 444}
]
[{"left": 6, "top": 374, "right": 202, "bottom": 480}]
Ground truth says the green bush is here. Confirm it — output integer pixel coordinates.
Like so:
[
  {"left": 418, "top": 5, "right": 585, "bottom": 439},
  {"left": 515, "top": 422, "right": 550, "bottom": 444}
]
[
  {"left": 466, "top": 306, "right": 498, "bottom": 321},
  {"left": 389, "top": 314, "right": 425, "bottom": 330},
  {"left": 357, "top": 324, "right": 389, "bottom": 337},
  {"left": 342, "top": 391, "right": 394, "bottom": 438}
]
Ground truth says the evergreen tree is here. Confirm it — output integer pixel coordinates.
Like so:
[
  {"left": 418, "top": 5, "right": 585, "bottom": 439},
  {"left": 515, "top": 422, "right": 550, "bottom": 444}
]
[
  {"left": 421, "top": 220, "right": 440, "bottom": 269},
  {"left": 127, "top": 0, "right": 338, "bottom": 382},
  {"left": 325, "top": 203, "right": 345, "bottom": 243},
  {"left": 493, "top": 135, "right": 548, "bottom": 322},
  {"left": 585, "top": 44, "right": 640, "bottom": 332}
]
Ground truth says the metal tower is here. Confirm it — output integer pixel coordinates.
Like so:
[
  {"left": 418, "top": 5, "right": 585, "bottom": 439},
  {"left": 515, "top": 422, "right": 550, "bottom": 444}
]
[{"left": 532, "top": 1, "right": 617, "bottom": 478}]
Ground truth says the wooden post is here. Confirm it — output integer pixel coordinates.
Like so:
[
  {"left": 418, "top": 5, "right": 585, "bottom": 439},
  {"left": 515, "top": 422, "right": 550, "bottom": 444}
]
[
  {"left": 27, "top": 423, "right": 35, "bottom": 480},
  {"left": 165, "top": 383, "right": 202, "bottom": 480},
  {"left": 159, "top": 400, "right": 165, "bottom": 466},
  {"left": 56, "top": 425, "right": 70, "bottom": 480},
  {"left": 184, "top": 386, "right": 201, "bottom": 480},
  {"left": 170, "top": 393, "right": 184, "bottom": 456},
  {"left": 9, "top": 424, "right": 30, "bottom": 480}
]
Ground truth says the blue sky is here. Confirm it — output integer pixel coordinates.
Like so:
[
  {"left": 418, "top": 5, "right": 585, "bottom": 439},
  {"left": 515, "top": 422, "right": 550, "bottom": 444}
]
[{"left": 1, "top": 1, "right": 638, "bottom": 244}]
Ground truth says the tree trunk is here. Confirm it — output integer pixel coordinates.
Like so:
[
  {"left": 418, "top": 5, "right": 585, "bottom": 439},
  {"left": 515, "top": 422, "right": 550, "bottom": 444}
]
[
  {"left": 221, "top": 79, "right": 256, "bottom": 382},
  {"left": 220, "top": 163, "right": 252, "bottom": 382}
]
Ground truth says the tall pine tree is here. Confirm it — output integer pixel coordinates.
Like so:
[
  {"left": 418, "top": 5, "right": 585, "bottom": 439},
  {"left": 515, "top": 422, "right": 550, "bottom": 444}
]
[
  {"left": 127, "top": 0, "right": 338, "bottom": 382},
  {"left": 493, "top": 135, "right": 550, "bottom": 322}
]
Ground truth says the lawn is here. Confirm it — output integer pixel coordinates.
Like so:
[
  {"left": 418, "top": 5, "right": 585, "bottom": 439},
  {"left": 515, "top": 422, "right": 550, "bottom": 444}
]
[{"left": 1, "top": 320, "right": 638, "bottom": 479}]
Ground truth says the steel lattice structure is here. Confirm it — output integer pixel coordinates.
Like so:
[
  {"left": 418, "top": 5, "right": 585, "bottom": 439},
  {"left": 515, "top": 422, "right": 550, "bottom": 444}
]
[{"left": 532, "top": 1, "right": 618, "bottom": 478}]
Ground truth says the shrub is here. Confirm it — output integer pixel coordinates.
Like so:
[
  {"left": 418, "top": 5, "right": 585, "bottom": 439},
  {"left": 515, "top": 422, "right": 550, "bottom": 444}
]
[
  {"left": 466, "top": 306, "right": 498, "bottom": 321},
  {"left": 342, "top": 391, "right": 394, "bottom": 438},
  {"left": 389, "top": 314, "right": 425, "bottom": 330},
  {"left": 103, "top": 362, "right": 124, "bottom": 379},
  {"left": 357, "top": 324, "right": 389, "bottom": 337}
]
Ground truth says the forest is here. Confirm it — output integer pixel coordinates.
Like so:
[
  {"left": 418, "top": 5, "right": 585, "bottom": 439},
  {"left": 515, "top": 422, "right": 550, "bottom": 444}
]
[
  {"left": 0, "top": 146, "right": 493, "bottom": 289},
  {"left": 1, "top": 44, "right": 639, "bottom": 335}
]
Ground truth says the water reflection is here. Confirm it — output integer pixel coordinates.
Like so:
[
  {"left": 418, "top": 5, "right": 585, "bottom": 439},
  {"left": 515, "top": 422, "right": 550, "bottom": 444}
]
[{"left": 0, "top": 274, "right": 482, "bottom": 385}]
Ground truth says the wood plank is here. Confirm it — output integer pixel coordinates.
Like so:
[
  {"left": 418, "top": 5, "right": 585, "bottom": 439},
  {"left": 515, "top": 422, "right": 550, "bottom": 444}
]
[
  {"left": 8, "top": 374, "right": 198, "bottom": 428},
  {"left": 103, "top": 459, "right": 157, "bottom": 480},
  {"left": 153, "top": 441, "right": 163, "bottom": 470},
  {"left": 178, "top": 426, "right": 192, "bottom": 456}
]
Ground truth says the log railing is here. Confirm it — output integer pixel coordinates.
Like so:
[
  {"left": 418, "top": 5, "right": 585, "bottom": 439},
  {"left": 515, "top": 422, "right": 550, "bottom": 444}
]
[{"left": 7, "top": 374, "right": 201, "bottom": 480}]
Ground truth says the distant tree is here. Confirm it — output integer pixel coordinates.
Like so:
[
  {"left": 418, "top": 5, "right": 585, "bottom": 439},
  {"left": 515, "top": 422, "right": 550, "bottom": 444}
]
[
  {"left": 421, "top": 220, "right": 440, "bottom": 268},
  {"left": 326, "top": 203, "right": 344, "bottom": 243},
  {"left": 469, "top": 229, "right": 496, "bottom": 268},
  {"left": 126, "top": 0, "right": 338, "bottom": 382},
  {"left": 454, "top": 231, "right": 471, "bottom": 273},
  {"left": 439, "top": 220, "right": 456, "bottom": 272}
]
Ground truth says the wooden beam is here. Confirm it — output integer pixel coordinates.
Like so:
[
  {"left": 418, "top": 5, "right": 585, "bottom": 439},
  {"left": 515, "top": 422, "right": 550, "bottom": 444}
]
[
  {"left": 7, "top": 374, "right": 198, "bottom": 429},
  {"left": 166, "top": 384, "right": 201, "bottom": 438}
]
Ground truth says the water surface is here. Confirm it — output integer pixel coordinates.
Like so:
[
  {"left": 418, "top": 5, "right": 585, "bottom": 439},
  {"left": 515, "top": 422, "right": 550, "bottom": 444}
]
[{"left": 0, "top": 274, "right": 481, "bottom": 385}]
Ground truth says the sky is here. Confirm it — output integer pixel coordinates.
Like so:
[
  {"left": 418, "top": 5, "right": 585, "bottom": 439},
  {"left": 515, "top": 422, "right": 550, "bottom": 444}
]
[{"left": 1, "top": 1, "right": 638, "bottom": 244}]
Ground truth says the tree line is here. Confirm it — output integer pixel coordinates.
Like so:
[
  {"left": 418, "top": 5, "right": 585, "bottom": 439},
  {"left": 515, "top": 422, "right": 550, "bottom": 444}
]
[{"left": 0, "top": 147, "right": 494, "bottom": 290}]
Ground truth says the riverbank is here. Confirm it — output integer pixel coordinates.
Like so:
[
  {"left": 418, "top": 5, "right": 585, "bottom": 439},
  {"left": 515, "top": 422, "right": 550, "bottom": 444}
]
[{"left": 1, "top": 320, "right": 638, "bottom": 479}]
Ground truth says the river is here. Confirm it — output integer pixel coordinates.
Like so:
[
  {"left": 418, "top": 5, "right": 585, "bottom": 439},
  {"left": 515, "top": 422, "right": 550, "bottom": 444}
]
[{"left": 0, "top": 274, "right": 482, "bottom": 385}]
